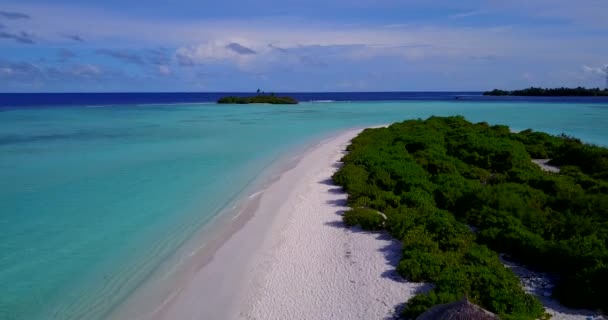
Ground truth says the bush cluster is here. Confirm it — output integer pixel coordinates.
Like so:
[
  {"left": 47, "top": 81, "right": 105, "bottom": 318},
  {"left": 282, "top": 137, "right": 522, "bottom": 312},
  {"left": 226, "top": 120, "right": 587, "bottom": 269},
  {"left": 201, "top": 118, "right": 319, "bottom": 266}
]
[{"left": 333, "top": 116, "right": 608, "bottom": 318}]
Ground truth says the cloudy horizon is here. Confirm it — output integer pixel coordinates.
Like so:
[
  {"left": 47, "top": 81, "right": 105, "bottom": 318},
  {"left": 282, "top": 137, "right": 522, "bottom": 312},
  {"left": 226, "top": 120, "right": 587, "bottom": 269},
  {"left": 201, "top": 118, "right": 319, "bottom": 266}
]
[{"left": 1, "top": 0, "right": 607, "bottom": 92}]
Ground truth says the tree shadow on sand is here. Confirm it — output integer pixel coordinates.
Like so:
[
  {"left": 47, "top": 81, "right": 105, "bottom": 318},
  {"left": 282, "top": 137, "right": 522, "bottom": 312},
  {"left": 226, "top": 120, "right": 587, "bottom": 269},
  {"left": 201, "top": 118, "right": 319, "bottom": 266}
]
[
  {"left": 320, "top": 174, "right": 434, "bottom": 319},
  {"left": 326, "top": 198, "right": 348, "bottom": 207},
  {"left": 319, "top": 177, "right": 336, "bottom": 186},
  {"left": 327, "top": 187, "right": 344, "bottom": 195}
]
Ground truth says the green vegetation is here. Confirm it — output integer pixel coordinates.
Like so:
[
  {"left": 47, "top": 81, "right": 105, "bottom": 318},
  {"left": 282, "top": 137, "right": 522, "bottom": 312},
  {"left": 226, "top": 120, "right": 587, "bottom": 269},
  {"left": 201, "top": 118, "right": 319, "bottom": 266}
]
[
  {"left": 332, "top": 116, "right": 608, "bottom": 319},
  {"left": 484, "top": 87, "right": 608, "bottom": 96},
  {"left": 343, "top": 208, "right": 385, "bottom": 231},
  {"left": 217, "top": 94, "right": 298, "bottom": 104}
]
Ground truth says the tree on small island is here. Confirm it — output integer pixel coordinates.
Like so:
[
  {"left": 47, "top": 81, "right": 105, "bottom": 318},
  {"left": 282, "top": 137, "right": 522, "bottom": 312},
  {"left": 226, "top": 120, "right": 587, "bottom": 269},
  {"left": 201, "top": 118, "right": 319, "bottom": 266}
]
[
  {"left": 217, "top": 93, "right": 298, "bottom": 104},
  {"left": 484, "top": 87, "right": 608, "bottom": 96}
]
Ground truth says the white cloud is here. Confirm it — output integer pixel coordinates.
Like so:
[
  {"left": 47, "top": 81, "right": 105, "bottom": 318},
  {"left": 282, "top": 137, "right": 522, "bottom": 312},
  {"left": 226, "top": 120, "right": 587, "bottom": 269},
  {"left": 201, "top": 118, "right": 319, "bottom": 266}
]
[
  {"left": 69, "top": 64, "right": 102, "bottom": 76},
  {"left": 583, "top": 65, "right": 608, "bottom": 75},
  {"left": 2, "top": 1, "right": 608, "bottom": 90},
  {"left": 175, "top": 41, "right": 262, "bottom": 67},
  {"left": 449, "top": 10, "right": 487, "bottom": 19},
  {"left": 2, "top": 2, "right": 606, "bottom": 65}
]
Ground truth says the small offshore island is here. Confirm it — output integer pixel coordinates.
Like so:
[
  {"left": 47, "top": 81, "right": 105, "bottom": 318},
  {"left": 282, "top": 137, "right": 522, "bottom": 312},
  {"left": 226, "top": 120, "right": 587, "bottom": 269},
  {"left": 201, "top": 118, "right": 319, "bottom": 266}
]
[
  {"left": 217, "top": 94, "right": 299, "bottom": 104},
  {"left": 484, "top": 87, "right": 608, "bottom": 96}
]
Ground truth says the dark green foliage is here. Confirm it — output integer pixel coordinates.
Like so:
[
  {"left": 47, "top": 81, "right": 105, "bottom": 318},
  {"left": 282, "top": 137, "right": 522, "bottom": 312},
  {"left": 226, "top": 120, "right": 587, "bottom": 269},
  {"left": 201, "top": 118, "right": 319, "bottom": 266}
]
[
  {"left": 343, "top": 208, "right": 385, "bottom": 231},
  {"left": 484, "top": 89, "right": 511, "bottom": 96},
  {"left": 512, "top": 129, "right": 562, "bottom": 159},
  {"left": 333, "top": 116, "right": 608, "bottom": 317},
  {"left": 484, "top": 87, "right": 608, "bottom": 96},
  {"left": 217, "top": 95, "right": 298, "bottom": 104},
  {"left": 551, "top": 136, "right": 608, "bottom": 178}
]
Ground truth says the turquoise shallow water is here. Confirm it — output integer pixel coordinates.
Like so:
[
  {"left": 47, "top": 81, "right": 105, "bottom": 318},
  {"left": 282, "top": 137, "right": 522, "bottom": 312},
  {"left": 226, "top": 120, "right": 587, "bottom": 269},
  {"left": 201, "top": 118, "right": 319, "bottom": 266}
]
[{"left": 1, "top": 101, "right": 608, "bottom": 319}]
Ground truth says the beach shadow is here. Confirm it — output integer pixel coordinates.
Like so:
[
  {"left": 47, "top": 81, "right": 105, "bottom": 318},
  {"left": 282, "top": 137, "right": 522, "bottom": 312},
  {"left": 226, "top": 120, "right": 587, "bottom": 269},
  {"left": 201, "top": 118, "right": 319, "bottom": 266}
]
[
  {"left": 319, "top": 177, "right": 335, "bottom": 186},
  {"left": 324, "top": 214, "right": 406, "bottom": 284},
  {"left": 384, "top": 302, "right": 408, "bottom": 320},
  {"left": 327, "top": 187, "right": 343, "bottom": 194},
  {"left": 319, "top": 172, "right": 440, "bottom": 320},
  {"left": 376, "top": 234, "right": 406, "bottom": 282},
  {"left": 319, "top": 173, "right": 434, "bottom": 280},
  {"left": 324, "top": 220, "right": 346, "bottom": 228},
  {"left": 383, "top": 284, "right": 435, "bottom": 320},
  {"left": 321, "top": 179, "right": 348, "bottom": 206},
  {"left": 334, "top": 209, "right": 346, "bottom": 216},
  {"left": 326, "top": 198, "right": 348, "bottom": 207}
]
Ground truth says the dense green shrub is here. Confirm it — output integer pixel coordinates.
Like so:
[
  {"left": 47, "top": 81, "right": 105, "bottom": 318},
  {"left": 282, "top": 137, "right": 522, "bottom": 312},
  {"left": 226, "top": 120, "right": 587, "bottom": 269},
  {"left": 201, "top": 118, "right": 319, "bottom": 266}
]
[
  {"left": 343, "top": 208, "right": 385, "bottom": 231},
  {"left": 333, "top": 116, "right": 608, "bottom": 317}
]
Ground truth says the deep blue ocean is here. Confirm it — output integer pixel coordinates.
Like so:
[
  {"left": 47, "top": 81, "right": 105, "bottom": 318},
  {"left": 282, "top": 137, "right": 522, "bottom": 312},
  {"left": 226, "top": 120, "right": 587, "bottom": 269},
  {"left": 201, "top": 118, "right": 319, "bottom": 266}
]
[
  {"left": 1, "top": 92, "right": 608, "bottom": 320},
  {"left": 3, "top": 92, "right": 608, "bottom": 107}
]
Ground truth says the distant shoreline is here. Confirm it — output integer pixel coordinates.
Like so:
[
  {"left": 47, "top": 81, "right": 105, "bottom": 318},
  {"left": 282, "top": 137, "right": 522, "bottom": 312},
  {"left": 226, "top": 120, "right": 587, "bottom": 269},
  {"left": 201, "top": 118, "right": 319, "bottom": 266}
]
[
  {"left": 484, "top": 87, "right": 608, "bottom": 97},
  {"left": 4, "top": 92, "right": 608, "bottom": 107}
]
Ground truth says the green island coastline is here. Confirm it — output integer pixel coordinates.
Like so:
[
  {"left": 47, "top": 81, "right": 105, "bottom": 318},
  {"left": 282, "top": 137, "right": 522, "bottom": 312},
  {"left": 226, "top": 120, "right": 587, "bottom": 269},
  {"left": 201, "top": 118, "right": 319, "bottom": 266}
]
[
  {"left": 217, "top": 95, "right": 299, "bottom": 104},
  {"left": 332, "top": 116, "right": 608, "bottom": 319},
  {"left": 484, "top": 87, "right": 608, "bottom": 96}
]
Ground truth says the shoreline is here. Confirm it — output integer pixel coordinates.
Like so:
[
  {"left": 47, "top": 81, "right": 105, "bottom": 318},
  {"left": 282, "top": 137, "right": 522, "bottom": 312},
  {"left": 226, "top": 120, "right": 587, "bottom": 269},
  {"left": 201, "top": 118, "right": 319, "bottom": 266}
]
[
  {"left": 236, "top": 127, "right": 430, "bottom": 319},
  {"left": 105, "top": 131, "right": 330, "bottom": 320},
  {"left": 109, "top": 126, "right": 425, "bottom": 319}
]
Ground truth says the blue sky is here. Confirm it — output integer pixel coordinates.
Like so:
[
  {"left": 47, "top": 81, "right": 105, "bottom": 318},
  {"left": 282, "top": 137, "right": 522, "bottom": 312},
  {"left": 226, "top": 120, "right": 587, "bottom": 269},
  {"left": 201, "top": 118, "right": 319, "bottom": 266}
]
[{"left": 1, "top": 0, "right": 607, "bottom": 92}]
